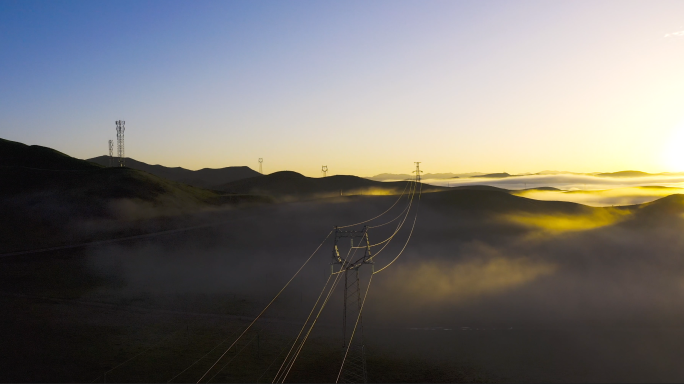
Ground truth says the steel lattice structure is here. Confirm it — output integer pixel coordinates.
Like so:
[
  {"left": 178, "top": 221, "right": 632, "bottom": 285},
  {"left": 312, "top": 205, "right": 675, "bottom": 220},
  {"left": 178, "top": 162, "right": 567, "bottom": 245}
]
[
  {"left": 331, "top": 226, "right": 372, "bottom": 383},
  {"left": 115, "top": 120, "right": 125, "bottom": 167}
]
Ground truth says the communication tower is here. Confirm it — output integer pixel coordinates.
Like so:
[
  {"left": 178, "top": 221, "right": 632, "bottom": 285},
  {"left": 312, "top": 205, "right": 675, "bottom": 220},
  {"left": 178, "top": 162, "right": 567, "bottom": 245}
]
[
  {"left": 115, "top": 120, "right": 125, "bottom": 167},
  {"left": 259, "top": 158, "right": 263, "bottom": 174},
  {"left": 108, "top": 140, "right": 113, "bottom": 167},
  {"left": 322, "top": 165, "right": 328, "bottom": 177}
]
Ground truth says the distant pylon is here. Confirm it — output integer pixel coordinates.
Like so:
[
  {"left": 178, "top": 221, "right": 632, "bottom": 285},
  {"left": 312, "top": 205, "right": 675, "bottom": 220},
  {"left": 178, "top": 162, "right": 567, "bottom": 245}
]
[
  {"left": 259, "top": 158, "right": 263, "bottom": 174},
  {"left": 413, "top": 162, "right": 422, "bottom": 183},
  {"left": 322, "top": 165, "right": 328, "bottom": 177},
  {"left": 108, "top": 140, "right": 113, "bottom": 167},
  {"left": 115, "top": 120, "right": 125, "bottom": 167}
]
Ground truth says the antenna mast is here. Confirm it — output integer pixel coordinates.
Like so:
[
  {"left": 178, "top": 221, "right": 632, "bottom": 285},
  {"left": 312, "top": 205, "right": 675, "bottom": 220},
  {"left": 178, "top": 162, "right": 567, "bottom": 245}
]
[
  {"left": 115, "top": 120, "right": 125, "bottom": 167},
  {"left": 108, "top": 140, "right": 113, "bottom": 167}
]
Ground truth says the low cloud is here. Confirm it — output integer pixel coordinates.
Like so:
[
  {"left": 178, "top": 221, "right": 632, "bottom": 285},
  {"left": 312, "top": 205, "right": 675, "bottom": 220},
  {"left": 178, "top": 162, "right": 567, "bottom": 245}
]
[{"left": 664, "top": 30, "right": 684, "bottom": 38}]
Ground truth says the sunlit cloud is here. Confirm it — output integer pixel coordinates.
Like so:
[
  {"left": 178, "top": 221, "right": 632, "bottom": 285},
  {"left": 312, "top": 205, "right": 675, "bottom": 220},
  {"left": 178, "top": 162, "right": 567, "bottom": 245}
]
[
  {"left": 502, "top": 209, "right": 630, "bottom": 234},
  {"left": 424, "top": 174, "right": 684, "bottom": 191},
  {"left": 379, "top": 257, "right": 556, "bottom": 305},
  {"left": 512, "top": 187, "right": 684, "bottom": 207}
]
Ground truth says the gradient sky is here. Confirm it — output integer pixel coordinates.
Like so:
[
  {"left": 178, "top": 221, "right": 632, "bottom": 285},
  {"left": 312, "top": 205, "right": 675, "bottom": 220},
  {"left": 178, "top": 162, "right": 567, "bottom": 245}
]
[{"left": 2, "top": 0, "right": 684, "bottom": 177}]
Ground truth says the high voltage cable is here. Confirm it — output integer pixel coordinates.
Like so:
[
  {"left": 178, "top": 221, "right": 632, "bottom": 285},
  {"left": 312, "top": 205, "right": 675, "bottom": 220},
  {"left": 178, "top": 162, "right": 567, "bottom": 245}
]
[
  {"left": 167, "top": 328, "right": 241, "bottom": 382},
  {"left": 270, "top": 272, "right": 335, "bottom": 382},
  {"left": 193, "top": 181, "right": 414, "bottom": 383},
  {"left": 354, "top": 180, "right": 418, "bottom": 249},
  {"left": 206, "top": 333, "right": 259, "bottom": 383},
  {"left": 335, "top": 272, "right": 374, "bottom": 383},
  {"left": 277, "top": 237, "right": 366, "bottom": 383},
  {"left": 196, "top": 230, "right": 333, "bottom": 383},
  {"left": 367, "top": 191, "right": 413, "bottom": 229},
  {"left": 273, "top": 245, "right": 357, "bottom": 383},
  {"left": 255, "top": 334, "right": 301, "bottom": 383},
  {"left": 373, "top": 180, "right": 423, "bottom": 275},
  {"left": 349, "top": 180, "right": 417, "bottom": 261},
  {"left": 97, "top": 329, "right": 181, "bottom": 383},
  {"left": 336, "top": 180, "right": 411, "bottom": 229}
]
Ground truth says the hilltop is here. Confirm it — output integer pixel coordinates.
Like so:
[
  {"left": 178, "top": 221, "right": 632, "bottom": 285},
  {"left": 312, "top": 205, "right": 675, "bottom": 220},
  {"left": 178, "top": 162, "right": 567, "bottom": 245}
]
[
  {"left": 87, "top": 155, "right": 261, "bottom": 188},
  {"left": 1, "top": 138, "right": 101, "bottom": 170},
  {"left": 0, "top": 138, "right": 269, "bottom": 253},
  {"left": 596, "top": 170, "right": 652, "bottom": 177},
  {"left": 473, "top": 172, "right": 512, "bottom": 178},
  {"left": 214, "top": 171, "right": 453, "bottom": 200}
]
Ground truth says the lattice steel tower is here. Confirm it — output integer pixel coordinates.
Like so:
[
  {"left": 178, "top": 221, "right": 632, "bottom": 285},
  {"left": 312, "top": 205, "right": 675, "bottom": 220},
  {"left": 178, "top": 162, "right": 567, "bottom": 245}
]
[
  {"left": 322, "top": 165, "right": 328, "bottom": 177},
  {"left": 115, "top": 120, "right": 125, "bottom": 167},
  {"left": 413, "top": 162, "right": 422, "bottom": 183},
  {"left": 332, "top": 226, "right": 372, "bottom": 383},
  {"left": 108, "top": 140, "right": 113, "bottom": 167},
  {"left": 259, "top": 158, "right": 263, "bottom": 174}
]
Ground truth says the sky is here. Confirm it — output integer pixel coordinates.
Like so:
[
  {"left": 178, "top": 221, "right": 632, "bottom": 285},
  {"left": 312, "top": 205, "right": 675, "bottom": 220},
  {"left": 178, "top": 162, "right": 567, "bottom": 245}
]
[{"left": 2, "top": 0, "right": 684, "bottom": 177}]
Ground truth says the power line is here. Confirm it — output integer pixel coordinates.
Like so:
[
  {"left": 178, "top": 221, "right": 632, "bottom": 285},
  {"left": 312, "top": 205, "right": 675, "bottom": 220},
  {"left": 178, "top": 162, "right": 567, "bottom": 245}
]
[
  {"left": 256, "top": 334, "right": 301, "bottom": 383},
  {"left": 353, "top": 181, "right": 418, "bottom": 249},
  {"left": 270, "top": 272, "right": 335, "bottom": 382},
  {"left": 373, "top": 172, "right": 423, "bottom": 275},
  {"left": 206, "top": 333, "right": 259, "bottom": 383},
  {"left": 276, "top": 236, "right": 365, "bottom": 383},
  {"left": 100, "top": 329, "right": 180, "bottom": 383},
  {"left": 167, "top": 329, "right": 241, "bottom": 382},
  {"left": 196, "top": 230, "right": 333, "bottom": 383},
  {"left": 336, "top": 272, "right": 374, "bottom": 383},
  {"left": 337, "top": 180, "right": 411, "bottom": 229}
]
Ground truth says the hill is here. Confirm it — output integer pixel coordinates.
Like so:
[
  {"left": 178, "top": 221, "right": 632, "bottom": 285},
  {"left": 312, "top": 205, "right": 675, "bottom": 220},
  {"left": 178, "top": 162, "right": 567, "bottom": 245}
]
[
  {"left": 422, "top": 188, "right": 593, "bottom": 215},
  {"left": 1, "top": 138, "right": 101, "bottom": 170},
  {"left": 214, "top": 171, "right": 448, "bottom": 200},
  {"left": 473, "top": 172, "right": 511, "bottom": 178},
  {"left": 596, "top": 170, "right": 651, "bottom": 177},
  {"left": 87, "top": 155, "right": 261, "bottom": 188},
  {"left": 0, "top": 138, "right": 269, "bottom": 253},
  {"left": 369, "top": 172, "right": 485, "bottom": 181}
]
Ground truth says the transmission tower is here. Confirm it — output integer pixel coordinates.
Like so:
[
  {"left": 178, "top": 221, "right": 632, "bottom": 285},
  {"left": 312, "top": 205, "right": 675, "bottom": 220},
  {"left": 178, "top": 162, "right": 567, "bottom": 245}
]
[
  {"left": 115, "top": 120, "right": 125, "bottom": 167},
  {"left": 108, "top": 140, "right": 113, "bottom": 167},
  {"left": 413, "top": 162, "right": 422, "bottom": 183},
  {"left": 332, "top": 226, "right": 372, "bottom": 383},
  {"left": 259, "top": 158, "right": 263, "bottom": 174},
  {"left": 322, "top": 165, "right": 328, "bottom": 177}
]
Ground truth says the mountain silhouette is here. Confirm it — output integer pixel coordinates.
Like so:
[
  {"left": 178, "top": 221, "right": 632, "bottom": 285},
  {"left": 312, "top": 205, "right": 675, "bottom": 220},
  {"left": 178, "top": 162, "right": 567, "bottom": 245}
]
[
  {"left": 87, "top": 155, "right": 261, "bottom": 188},
  {"left": 214, "top": 171, "right": 453, "bottom": 200}
]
